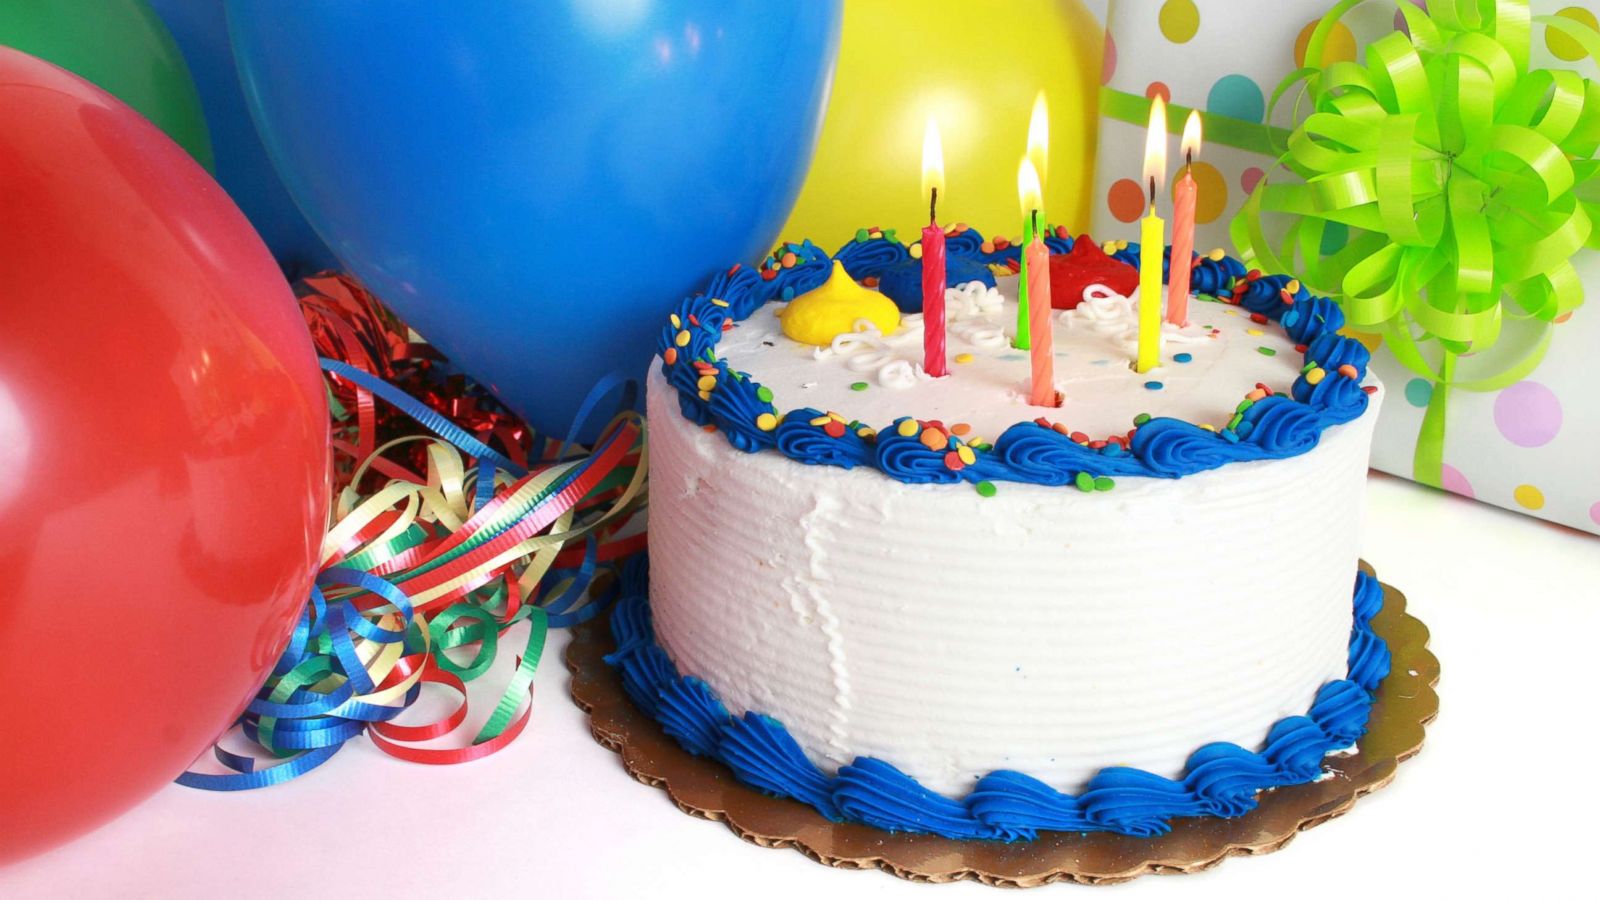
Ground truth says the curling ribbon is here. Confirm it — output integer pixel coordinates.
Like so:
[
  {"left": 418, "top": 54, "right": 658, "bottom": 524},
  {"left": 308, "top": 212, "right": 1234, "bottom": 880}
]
[
  {"left": 179, "top": 276, "right": 647, "bottom": 789},
  {"left": 1230, "top": 0, "right": 1600, "bottom": 486}
]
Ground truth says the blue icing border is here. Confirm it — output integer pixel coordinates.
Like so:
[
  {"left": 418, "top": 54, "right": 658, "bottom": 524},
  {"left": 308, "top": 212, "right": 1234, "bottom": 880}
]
[
  {"left": 605, "top": 556, "right": 1392, "bottom": 841},
  {"left": 658, "top": 232, "right": 1371, "bottom": 488}
]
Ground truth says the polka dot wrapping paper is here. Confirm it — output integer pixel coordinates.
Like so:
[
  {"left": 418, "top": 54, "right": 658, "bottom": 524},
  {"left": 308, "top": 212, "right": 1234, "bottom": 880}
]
[
  {"left": 1363, "top": 251, "right": 1600, "bottom": 536},
  {"left": 1092, "top": 0, "right": 1600, "bottom": 535},
  {"left": 1093, "top": 0, "right": 1405, "bottom": 250}
]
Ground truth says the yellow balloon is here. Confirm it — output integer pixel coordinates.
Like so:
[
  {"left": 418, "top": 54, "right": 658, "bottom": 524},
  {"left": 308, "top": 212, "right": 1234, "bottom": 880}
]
[{"left": 780, "top": 0, "right": 1103, "bottom": 250}]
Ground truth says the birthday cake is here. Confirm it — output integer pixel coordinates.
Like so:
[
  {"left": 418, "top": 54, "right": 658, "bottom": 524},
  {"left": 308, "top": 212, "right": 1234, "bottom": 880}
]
[{"left": 612, "top": 227, "right": 1390, "bottom": 840}]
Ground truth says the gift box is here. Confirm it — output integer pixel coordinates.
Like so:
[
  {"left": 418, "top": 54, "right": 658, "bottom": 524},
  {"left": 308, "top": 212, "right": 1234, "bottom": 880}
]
[
  {"left": 1092, "top": 0, "right": 1405, "bottom": 252},
  {"left": 1092, "top": 0, "right": 1600, "bottom": 535}
]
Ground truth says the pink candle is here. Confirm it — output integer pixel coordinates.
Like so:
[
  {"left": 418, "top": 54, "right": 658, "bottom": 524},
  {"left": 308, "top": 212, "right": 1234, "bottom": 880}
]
[
  {"left": 1166, "top": 169, "right": 1196, "bottom": 326},
  {"left": 922, "top": 215, "right": 947, "bottom": 377},
  {"left": 1166, "top": 112, "right": 1203, "bottom": 327},
  {"left": 1026, "top": 223, "right": 1054, "bottom": 406}
]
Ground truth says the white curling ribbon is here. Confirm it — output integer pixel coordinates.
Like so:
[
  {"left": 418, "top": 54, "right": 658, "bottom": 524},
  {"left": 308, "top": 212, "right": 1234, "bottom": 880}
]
[
  {"left": 1062, "top": 284, "right": 1136, "bottom": 337},
  {"left": 945, "top": 282, "right": 1007, "bottom": 348},
  {"left": 877, "top": 359, "right": 930, "bottom": 390},
  {"left": 814, "top": 319, "right": 891, "bottom": 361},
  {"left": 1060, "top": 285, "right": 1207, "bottom": 360},
  {"left": 946, "top": 281, "right": 1002, "bottom": 319},
  {"left": 815, "top": 319, "right": 926, "bottom": 388}
]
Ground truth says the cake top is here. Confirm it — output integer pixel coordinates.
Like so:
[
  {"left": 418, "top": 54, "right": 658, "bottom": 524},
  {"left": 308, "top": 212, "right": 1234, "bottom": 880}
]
[{"left": 656, "top": 229, "right": 1378, "bottom": 491}]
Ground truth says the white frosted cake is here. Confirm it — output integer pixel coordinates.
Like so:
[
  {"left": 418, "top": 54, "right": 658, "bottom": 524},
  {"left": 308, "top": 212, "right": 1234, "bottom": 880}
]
[{"left": 611, "top": 230, "right": 1392, "bottom": 839}]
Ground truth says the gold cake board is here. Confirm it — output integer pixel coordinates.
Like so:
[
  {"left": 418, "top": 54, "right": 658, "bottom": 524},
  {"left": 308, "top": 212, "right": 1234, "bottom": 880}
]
[{"left": 565, "top": 562, "right": 1438, "bottom": 887}]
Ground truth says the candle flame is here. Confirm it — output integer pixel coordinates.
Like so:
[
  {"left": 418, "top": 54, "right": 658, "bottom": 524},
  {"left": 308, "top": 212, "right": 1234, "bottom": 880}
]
[
  {"left": 1180, "top": 110, "right": 1202, "bottom": 164},
  {"left": 1026, "top": 90, "right": 1048, "bottom": 190},
  {"left": 1143, "top": 95, "right": 1167, "bottom": 202},
  {"left": 921, "top": 117, "right": 945, "bottom": 206},
  {"left": 1017, "top": 157, "right": 1043, "bottom": 221}
]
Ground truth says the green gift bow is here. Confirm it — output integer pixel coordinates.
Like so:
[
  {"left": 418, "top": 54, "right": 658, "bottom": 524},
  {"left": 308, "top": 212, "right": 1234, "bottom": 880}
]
[{"left": 1231, "top": 0, "right": 1600, "bottom": 487}]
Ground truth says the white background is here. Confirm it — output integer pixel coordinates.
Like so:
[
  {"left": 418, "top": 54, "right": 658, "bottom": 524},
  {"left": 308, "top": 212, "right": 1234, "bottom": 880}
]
[{"left": 2, "top": 473, "right": 1596, "bottom": 898}]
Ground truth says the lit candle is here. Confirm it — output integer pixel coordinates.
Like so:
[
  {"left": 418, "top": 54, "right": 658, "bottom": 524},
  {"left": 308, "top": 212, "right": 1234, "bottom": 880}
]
[
  {"left": 1020, "top": 160, "right": 1054, "bottom": 406},
  {"left": 921, "top": 118, "right": 948, "bottom": 378},
  {"left": 1015, "top": 91, "right": 1048, "bottom": 350},
  {"left": 1136, "top": 95, "right": 1167, "bottom": 374},
  {"left": 1166, "top": 111, "right": 1202, "bottom": 327}
]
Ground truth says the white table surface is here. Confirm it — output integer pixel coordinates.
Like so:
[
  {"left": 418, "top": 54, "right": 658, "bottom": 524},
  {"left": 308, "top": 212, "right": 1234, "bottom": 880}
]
[{"left": 4, "top": 472, "right": 1596, "bottom": 898}]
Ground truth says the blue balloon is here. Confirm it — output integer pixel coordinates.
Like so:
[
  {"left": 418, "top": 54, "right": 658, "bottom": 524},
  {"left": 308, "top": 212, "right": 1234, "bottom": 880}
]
[
  {"left": 148, "top": 0, "right": 336, "bottom": 276},
  {"left": 226, "top": 1, "right": 842, "bottom": 437}
]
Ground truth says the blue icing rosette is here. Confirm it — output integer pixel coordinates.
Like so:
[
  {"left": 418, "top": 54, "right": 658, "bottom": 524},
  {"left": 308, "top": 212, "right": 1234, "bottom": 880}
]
[
  {"left": 989, "top": 422, "right": 1147, "bottom": 485},
  {"left": 835, "top": 228, "right": 1016, "bottom": 312},
  {"left": 1281, "top": 294, "right": 1344, "bottom": 345},
  {"left": 873, "top": 422, "right": 964, "bottom": 484},
  {"left": 774, "top": 408, "right": 872, "bottom": 469}
]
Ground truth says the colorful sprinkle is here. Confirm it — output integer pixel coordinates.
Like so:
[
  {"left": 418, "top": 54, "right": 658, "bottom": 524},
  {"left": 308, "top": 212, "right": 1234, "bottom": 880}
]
[
  {"left": 755, "top": 413, "right": 777, "bottom": 431},
  {"left": 1256, "top": 346, "right": 1276, "bottom": 356},
  {"left": 1306, "top": 367, "right": 1326, "bottom": 385},
  {"left": 663, "top": 347, "right": 678, "bottom": 366},
  {"left": 975, "top": 481, "right": 997, "bottom": 498},
  {"left": 674, "top": 330, "right": 691, "bottom": 347},
  {"left": 1093, "top": 475, "right": 1115, "bottom": 491},
  {"left": 1075, "top": 471, "right": 1095, "bottom": 492},
  {"left": 1246, "top": 328, "right": 1263, "bottom": 336},
  {"left": 670, "top": 313, "right": 681, "bottom": 328},
  {"left": 943, "top": 451, "right": 965, "bottom": 471},
  {"left": 1133, "top": 412, "right": 1151, "bottom": 425},
  {"left": 1144, "top": 381, "right": 1164, "bottom": 390},
  {"left": 696, "top": 375, "right": 717, "bottom": 392},
  {"left": 921, "top": 429, "right": 949, "bottom": 451},
  {"left": 850, "top": 381, "right": 869, "bottom": 392},
  {"left": 1173, "top": 352, "right": 1192, "bottom": 363},
  {"left": 954, "top": 353, "right": 974, "bottom": 364},
  {"left": 823, "top": 420, "right": 847, "bottom": 438},
  {"left": 1337, "top": 364, "right": 1359, "bottom": 379},
  {"left": 957, "top": 445, "right": 976, "bottom": 465},
  {"left": 756, "top": 385, "right": 774, "bottom": 402},
  {"left": 896, "top": 419, "right": 919, "bottom": 438}
]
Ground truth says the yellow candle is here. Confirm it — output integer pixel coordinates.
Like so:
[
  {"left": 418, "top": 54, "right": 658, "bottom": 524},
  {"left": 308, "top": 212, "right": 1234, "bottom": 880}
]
[
  {"left": 1135, "top": 95, "right": 1167, "bottom": 374},
  {"left": 1137, "top": 206, "right": 1164, "bottom": 373}
]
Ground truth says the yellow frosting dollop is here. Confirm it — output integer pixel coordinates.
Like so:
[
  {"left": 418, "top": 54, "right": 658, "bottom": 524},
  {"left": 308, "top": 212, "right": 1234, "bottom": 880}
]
[{"left": 779, "top": 260, "right": 900, "bottom": 346}]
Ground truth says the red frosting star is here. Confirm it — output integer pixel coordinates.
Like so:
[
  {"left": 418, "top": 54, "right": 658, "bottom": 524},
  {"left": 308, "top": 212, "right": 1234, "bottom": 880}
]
[{"left": 1048, "top": 235, "right": 1139, "bottom": 309}]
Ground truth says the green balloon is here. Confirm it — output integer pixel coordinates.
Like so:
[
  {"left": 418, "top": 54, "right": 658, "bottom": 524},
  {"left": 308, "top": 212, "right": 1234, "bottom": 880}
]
[{"left": 0, "top": 0, "right": 213, "bottom": 169}]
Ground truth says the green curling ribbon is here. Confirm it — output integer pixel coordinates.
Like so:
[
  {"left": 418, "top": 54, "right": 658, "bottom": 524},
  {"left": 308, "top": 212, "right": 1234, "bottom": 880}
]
[{"left": 1231, "top": 0, "right": 1600, "bottom": 486}]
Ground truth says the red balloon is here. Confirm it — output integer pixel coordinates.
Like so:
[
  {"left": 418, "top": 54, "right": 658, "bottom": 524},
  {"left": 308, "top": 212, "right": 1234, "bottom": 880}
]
[{"left": 0, "top": 48, "right": 329, "bottom": 863}]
